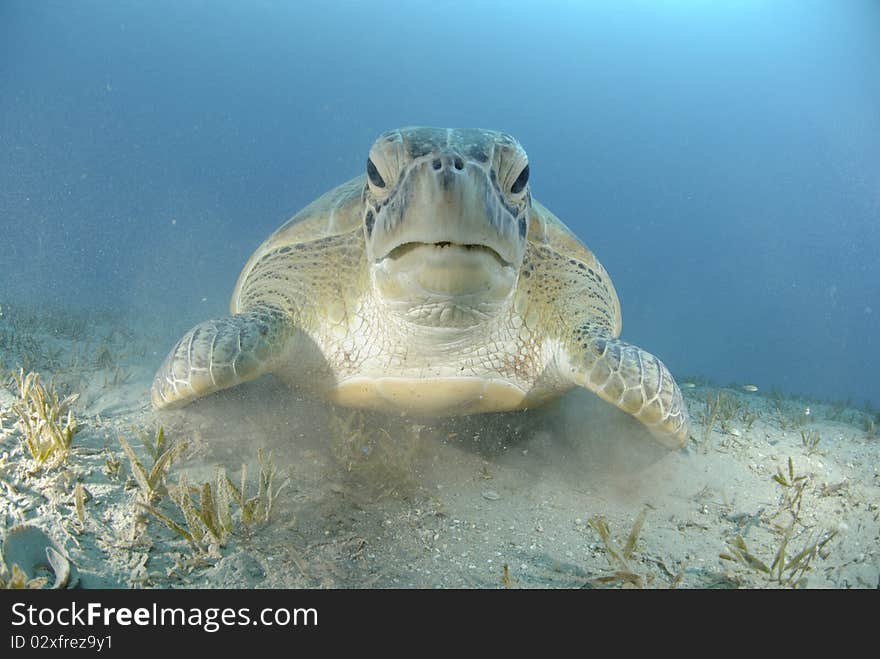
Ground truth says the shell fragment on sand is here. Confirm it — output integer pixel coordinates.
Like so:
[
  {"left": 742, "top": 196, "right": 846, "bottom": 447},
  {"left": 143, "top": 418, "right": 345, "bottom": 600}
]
[{"left": 2, "top": 525, "right": 78, "bottom": 589}]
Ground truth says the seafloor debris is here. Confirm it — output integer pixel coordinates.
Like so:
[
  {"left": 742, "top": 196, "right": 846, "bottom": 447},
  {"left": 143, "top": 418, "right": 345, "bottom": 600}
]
[{"left": 1, "top": 524, "right": 78, "bottom": 589}]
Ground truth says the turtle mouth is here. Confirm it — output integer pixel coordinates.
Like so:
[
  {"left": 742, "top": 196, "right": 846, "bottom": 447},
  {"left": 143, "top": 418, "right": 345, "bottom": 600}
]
[
  {"left": 373, "top": 238, "right": 519, "bottom": 322},
  {"left": 386, "top": 241, "right": 509, "bottom": 267}
]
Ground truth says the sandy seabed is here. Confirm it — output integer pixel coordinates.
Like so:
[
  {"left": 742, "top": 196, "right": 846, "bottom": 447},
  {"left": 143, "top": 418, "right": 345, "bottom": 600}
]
[{"left": 1, "top": 305, "right": 878, "bottom": 589}]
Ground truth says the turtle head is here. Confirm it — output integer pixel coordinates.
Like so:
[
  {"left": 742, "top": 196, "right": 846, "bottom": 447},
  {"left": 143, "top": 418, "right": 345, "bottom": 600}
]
[{"left": 363, "top": 127, "right": 531, "bottom": 327}]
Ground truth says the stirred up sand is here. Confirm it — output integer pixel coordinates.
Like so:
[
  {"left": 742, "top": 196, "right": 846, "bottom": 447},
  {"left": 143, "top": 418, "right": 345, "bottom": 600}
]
[{"left": 1, "top": 303, "right": 878, "bottom": 589}]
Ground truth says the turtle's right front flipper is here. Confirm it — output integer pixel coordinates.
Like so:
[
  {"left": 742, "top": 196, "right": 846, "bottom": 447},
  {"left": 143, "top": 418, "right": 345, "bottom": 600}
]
[
  {"left": 151, "top": 307, "right": 289, "bottom": 409},
  {"left": 559, "top": 329, "right": 691, "bottom": 449}
]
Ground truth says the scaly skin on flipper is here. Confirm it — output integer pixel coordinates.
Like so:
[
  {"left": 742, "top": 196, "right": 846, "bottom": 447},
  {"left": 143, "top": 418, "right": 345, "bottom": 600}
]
[
  {"left": 566, "top": 333, "right": 689, "bottom": 448},
  {"left": 520, "top": 210, "right": 690, "bottom": 448},
  {"left": 153, "top": 187, "right": 367, "bottom": 411},
  {"left": 151, "top": 308, "right": 290, "bottom": 409}
]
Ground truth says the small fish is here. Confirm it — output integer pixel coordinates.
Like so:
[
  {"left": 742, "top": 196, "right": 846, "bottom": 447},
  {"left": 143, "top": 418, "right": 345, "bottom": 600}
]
[
  {"left": 683, "top": 382, "right": 697, "bottom": 389},
  {"left": 741, "top": 384, "right": 759, "bottom": 392}
]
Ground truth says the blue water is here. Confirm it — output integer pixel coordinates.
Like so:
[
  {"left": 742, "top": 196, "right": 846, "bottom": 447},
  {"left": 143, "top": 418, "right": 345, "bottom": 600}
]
[{"left": 1, "top": 0, "right": 878, "bottom": 407}]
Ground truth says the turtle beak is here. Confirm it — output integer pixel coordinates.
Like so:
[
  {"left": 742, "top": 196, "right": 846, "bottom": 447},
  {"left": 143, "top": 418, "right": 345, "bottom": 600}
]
[
  {"left": 369, "top": 155, "right": 524, "bottom": 268},
  {"left": 386, "top": 241, "right": 509, "bottom": 267}
]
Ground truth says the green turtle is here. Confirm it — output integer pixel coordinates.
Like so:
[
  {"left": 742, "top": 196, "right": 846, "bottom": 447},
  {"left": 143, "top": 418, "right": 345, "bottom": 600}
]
[{"left": 152, "top": 127, "right": 690, "bottom": 448}]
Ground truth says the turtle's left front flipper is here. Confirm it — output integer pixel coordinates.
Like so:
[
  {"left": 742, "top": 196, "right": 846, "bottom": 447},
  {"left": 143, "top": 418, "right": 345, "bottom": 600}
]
[
  {"left": 560, "top": 331, "right": 690, "bottom": 448},
  {"left": 151, "top": 307, "right": 290, "bottom": 410}
]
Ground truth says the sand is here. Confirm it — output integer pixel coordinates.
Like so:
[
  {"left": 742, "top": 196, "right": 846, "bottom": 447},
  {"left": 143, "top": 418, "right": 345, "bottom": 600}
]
[{"left": 1, "top": 304, "right": 878, "bottom": 589}]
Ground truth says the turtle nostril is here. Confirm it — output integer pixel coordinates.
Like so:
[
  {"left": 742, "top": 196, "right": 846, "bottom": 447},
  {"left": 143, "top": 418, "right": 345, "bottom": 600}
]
[
  {"left": 432, "top": 158, "right": 442, "bottom": 171},
  {"left": 453, "top": 156, "right": 464, "bottom": 170}
]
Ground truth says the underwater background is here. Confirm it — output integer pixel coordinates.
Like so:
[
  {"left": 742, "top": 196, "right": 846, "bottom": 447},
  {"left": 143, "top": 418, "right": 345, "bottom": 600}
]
[{"left": 2, "top": 0, "right": 879, "bottom": 408}]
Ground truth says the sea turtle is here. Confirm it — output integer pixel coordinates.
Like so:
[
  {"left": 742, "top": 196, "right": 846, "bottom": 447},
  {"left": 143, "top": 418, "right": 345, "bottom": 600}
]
[{"left": 152, "top": 127, "right": 690, "bottom": 448}]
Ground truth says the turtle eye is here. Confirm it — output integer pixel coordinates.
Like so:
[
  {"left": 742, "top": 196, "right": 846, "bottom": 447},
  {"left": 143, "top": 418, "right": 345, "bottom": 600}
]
[
  {"left": 366, "top": 158, "right": 385, "bottom": 188},
  {"left": 510, "top": 164, "right": 529, "bottom": 194}
]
